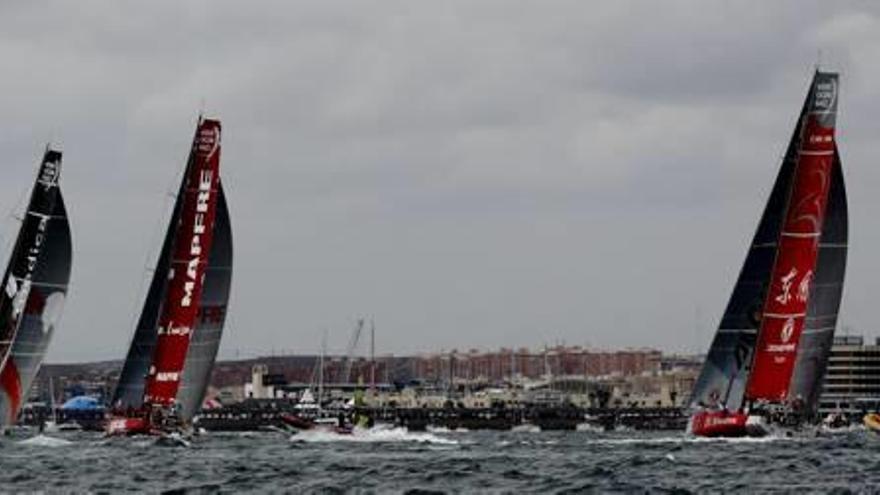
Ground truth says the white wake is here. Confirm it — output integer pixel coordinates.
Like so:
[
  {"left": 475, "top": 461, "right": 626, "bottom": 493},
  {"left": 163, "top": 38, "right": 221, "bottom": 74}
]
[
  {"left": 576, "top": 423, "right": 605, "bottom": 433},
  {"left": 290, "top": 425, "right": 458, "bottom": 445},
  {"left": 511, "top": 424, "right": 541, "bottom": 433},
  {"left": 426, "top": 426, "right": 469, "bottom": 434},
  {"left": 584, "top": 434, "right": 791, "bottom": 446},
  {"left": 18, "top": 434, "right": 73, "bottom": 447}
]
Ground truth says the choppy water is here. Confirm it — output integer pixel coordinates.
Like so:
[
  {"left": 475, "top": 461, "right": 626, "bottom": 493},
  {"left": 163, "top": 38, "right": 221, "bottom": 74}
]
[{"left": 1, "top": 425, "right": 878, "bottom": 493}]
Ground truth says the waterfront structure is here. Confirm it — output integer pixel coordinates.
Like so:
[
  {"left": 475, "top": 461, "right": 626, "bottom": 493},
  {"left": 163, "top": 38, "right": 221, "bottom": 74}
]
[
  {"left": 413, "top": 346, "right": 663, "bottom": 384},
  {"left": 234, "top": 354, "right": 697, "bottom": 411},
  {"left": 243, "top": 365, "right": 275, "bottom": 399},
  {"left": 818, "top": 335, "right": 880, "bottom": 417},
  {"left": 31, "top": 347, "right": 701, "bottom": 414}
]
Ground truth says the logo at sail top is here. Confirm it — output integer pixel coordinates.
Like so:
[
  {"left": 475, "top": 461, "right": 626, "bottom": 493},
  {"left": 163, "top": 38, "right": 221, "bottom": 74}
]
[
  {"left": 813, "top": 79, "right": 837, "bottom": 113},
  {"left": 39, "top": 157, "right": 60, "bottom": 192},
  {"left": 180, "top": 168, "right": 214, "bottom": 308},
  {"left": 196, "top": 125, "right": 220, "bottom": 158}
]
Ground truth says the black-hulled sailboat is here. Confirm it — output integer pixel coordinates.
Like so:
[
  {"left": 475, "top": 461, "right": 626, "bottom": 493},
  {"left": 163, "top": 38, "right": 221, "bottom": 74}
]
[
  {"left": 0, "top": 148, "right": 72, "bottom": 431},
  {"left": 689, "top": 71, "right": 846, "bottom": 437},
  {"left": 108, "top": 117, "right": 232, "bottom": 436}
]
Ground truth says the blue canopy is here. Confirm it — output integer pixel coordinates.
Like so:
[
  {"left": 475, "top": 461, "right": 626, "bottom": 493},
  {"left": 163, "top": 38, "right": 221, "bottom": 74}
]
[{"left": 60, "top": 396, "right": 103, "bottom": 411}]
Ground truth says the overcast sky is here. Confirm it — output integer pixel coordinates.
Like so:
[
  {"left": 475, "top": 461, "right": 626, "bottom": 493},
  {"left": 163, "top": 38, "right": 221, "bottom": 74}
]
[{"left": 1, "top": 2, "right": 879, "bottom": 362}]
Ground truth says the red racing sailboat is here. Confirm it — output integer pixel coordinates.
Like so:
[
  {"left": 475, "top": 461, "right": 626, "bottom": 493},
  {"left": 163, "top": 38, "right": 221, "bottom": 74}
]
[
  {"left": 689, "top": 71, "right": 847, "bottom": 437},
  {"left": 107, "top": 117, "right": 233, "bottom": 436}
]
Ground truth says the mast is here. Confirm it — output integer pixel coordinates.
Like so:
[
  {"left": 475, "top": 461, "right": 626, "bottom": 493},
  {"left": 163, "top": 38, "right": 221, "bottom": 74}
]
[
  {"left": 370, "top": 319, "right": 375, "bottom": 392},
  {"left": 318, "top": 330, "right": 326, "bottom": 406},
  {"left": 343, "top": 318, "right": 364, "bottom": 383}
]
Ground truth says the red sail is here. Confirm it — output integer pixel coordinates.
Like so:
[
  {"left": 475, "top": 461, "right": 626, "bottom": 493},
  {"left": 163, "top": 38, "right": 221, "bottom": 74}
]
[
  {"left": 744, "top": 72, "right": 838, "bottom": 402},
  {"left": 143, "top": 119, "right": 222, "bottom": 407}
]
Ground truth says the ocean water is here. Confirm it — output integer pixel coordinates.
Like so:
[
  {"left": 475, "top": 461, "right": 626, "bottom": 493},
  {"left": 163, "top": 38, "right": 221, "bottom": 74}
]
[{"left": 1, "top": 426, "right": 878, "bottom": 493}]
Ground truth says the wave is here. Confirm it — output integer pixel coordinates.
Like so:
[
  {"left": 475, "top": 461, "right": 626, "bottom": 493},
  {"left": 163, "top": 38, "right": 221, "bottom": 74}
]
[
  {"left": 576, "top": 423, "right": 605, "bottom": 433},
  {"left": 290, "top": 425, "right": 458, "bottom": 445},
  {"left": 511, "top": 424, "right": 541, "bottom": 433},
  {"left": 18, "top": 434, "right": 73, "bottom": 447},
  {"left": 820, "top": 424, "right": 866, "bottom": 434},
  {"left": 427, "top": 426, "right": 469, "bottom": 434},
  {"left": 584, "top": 434, "right": 792, "bottom": 445}
]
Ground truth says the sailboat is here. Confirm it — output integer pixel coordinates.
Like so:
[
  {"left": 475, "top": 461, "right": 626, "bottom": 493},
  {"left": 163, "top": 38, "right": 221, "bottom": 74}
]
[
  {"left": 0, "top": 148, "right": 73, "bottom": 432},
  {"left": 689, "top": 70, "right": 846, "bottom": 437},
  {"left": 107, "top": 117, "right": 233, "bottom": 436}
]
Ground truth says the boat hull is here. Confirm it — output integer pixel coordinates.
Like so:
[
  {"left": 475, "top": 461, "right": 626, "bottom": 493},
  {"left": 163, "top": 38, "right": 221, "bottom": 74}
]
[
  {"left": 690, "top": 410, "right": 772, "bottom": 437},
  {"left": 690, "top": 410, "right": 750, "bottom": 437},
  {"left": 105, "top": 416, "right": 152, "bottom": 436},
  {"left": 280, "top": 413, "right": 314, "bottom": 430}
]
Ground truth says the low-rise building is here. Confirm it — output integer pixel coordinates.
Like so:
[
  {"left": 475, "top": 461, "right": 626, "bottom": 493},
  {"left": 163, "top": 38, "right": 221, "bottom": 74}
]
[{"left": 818, "top": 335, "right": 880, "bottom": 417}]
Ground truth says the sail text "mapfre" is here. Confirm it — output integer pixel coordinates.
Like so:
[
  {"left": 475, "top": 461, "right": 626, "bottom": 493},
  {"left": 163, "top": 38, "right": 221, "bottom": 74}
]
[{"left": 181, "top": 168, "right": 213, "bottom": 308}]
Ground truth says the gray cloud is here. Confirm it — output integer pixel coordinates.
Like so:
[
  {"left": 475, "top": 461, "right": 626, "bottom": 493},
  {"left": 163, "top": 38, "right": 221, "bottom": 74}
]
[{"left": 0, "top": 1, "right": 879, "bottom": 362}]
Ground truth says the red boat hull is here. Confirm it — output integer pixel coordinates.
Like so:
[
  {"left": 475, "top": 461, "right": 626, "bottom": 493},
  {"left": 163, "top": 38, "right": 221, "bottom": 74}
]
[
  {"left": 105, "top": 416, "right": 153, "bottom": 436},
  {"left": 690, "top": 410, "right": 749, "bottom": 437}
]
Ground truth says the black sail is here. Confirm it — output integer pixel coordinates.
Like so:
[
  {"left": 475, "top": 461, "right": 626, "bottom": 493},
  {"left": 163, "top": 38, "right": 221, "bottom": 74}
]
[
  {"left": 0, "top": 150, "right": 72, "bottom": 428},
  {"left": 787, "top": 148, "right": 847, "bottom": 412},
  {"left": 111, "top": 166, "right": 186, "bottom": 409},
  {"left": 175, "top": 182, "right": 232, "bottom": 421},
  {"left": 689, "top": 76, "right": 816, "bottom": 410}
]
